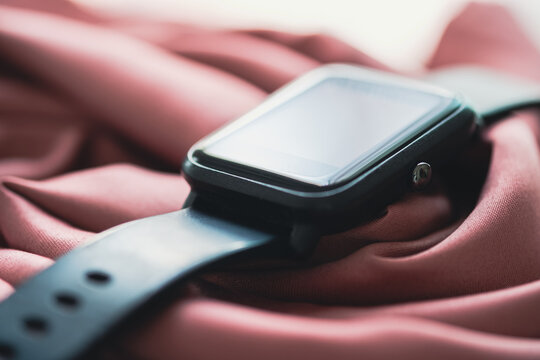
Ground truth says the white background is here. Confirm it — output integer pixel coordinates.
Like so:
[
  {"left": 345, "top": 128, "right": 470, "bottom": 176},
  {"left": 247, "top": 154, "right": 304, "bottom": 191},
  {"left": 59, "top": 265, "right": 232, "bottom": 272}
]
[{"left": 73, "top": 0, "right": 540, "bottom": 71}]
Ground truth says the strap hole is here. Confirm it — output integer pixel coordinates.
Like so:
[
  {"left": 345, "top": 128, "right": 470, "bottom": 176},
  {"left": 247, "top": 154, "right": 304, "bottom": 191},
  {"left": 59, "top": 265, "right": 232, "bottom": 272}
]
[
  {"left": 23, "top": 316, "right": 49, "bottom": 336},
  {"left": 54, "top": 292, "right": 80, "bottom": 310},
  {"left": 0, "top": 343, "right": 15, "bottom": 359},
  {"left": 85, "top": 270, "right": 111, "bottom": 285}
]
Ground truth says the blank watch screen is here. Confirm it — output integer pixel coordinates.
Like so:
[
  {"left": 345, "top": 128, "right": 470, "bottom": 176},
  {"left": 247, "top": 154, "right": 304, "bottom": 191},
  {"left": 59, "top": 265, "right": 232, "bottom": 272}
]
[{"left": 200, "top": 76, "right": 454, "bottom": 187}]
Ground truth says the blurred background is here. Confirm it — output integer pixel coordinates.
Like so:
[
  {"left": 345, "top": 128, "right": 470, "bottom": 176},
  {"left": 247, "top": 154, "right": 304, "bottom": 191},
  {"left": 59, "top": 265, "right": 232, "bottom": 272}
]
[{"left": 72, "top": 0, "right": 540, "bottom": 71}]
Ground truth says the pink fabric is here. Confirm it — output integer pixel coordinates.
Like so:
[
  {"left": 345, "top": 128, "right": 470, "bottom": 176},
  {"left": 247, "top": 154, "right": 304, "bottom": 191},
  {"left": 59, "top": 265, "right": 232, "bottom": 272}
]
[{"left": 1, "top": 1, "right": 540, "bottom": 359}]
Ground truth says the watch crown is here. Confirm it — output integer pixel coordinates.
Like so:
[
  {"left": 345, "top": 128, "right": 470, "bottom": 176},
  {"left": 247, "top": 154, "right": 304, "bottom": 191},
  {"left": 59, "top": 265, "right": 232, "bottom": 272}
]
[{"left": 412, "top": 162, "right": 432, "bottom": 190}]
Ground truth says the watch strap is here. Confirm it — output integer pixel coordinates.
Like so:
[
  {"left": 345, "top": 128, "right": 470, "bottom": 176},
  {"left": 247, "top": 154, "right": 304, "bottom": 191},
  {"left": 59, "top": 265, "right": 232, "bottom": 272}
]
[
  {"left": 424, "top": 66, "right": 540, "bottom": 121},
  {"left": 0, "top": 207, "right": 281, "bottom": 360},
  {"left": 2, "top": 65, "right": 539, "bottom": 360}
]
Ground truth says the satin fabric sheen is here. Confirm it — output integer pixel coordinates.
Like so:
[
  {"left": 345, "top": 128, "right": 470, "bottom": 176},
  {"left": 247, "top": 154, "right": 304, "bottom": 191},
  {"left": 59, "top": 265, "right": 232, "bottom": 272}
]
[{"left": 1, "top": 1, "right": 540, "bottom": 359}]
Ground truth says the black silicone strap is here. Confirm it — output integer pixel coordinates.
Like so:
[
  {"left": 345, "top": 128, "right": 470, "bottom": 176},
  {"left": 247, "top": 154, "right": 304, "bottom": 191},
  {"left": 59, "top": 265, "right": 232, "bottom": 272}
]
[
  {"left": 0, "top": 207, "right": 281, "bottom": 360},
  {"left": 2, "top": 65, "right": 539, "bottom": 360},
  {"left": 424, "top": 66, "right": 540, "bottom": 121}
]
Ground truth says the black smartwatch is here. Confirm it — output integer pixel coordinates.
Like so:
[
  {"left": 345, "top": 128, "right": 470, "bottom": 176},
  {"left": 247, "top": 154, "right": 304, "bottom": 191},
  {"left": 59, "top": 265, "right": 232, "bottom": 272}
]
[
  {"left": 183, "top": 65, "right": 477, "bottom": 241},
  {"left": 3, "top": 64, "right": 536, "bottom": 360}
]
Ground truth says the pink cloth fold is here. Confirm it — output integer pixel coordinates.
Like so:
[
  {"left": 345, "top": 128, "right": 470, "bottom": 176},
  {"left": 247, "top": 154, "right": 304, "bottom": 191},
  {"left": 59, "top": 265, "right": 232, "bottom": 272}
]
[{"left": 1, "top": 1, "right": 540, "bottom": 359}]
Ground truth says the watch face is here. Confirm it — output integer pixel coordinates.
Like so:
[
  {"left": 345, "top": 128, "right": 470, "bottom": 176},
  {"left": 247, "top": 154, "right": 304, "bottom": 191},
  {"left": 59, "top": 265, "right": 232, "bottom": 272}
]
[{"left": 190, "top": 65, "right": 458, "bottom": 190}]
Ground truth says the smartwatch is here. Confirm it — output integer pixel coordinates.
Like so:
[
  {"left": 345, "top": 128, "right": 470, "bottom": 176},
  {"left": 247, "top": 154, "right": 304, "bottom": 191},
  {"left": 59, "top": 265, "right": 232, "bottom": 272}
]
[{"left": 1, "top": 64, "right": 535, "bottom": 360}]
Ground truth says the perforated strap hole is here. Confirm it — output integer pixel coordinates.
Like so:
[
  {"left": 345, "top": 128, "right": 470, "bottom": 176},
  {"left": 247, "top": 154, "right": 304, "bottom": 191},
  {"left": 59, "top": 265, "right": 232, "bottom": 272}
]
[
  {"left": 85, "top": 270, "right": 111, "bottom": 285},
  {"left": 23, "top": 316, "right": 48, "bottom": 336},
  {"left": 0, "top": 343, "right": 15, "bottom": 359},
  {"left": 55, "top": 292, "right": 81, "bottom": 310}
]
